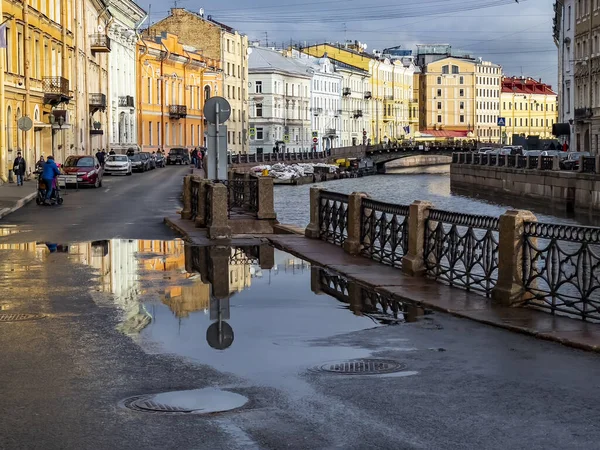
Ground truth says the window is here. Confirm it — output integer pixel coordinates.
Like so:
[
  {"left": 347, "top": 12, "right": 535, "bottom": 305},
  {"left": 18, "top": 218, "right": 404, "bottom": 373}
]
[
  {"left": 437, "top": 102, "right": 442, "bottom": 109},
  {"left": 460, "top": 115, "right": 465, "bottom": 123},
  {"left": 34, "top": 38, "right": 40, "bottom": 79},
  {"left": 437, "top": 115, "right": 442, "bottom": 123},
  {"left": 256, "top": 127, "right": 264, "bottom": 140},
  {"left": 442, "top": 65, "right": 449, "bottom": 74},
  {"left": 460, "top": 101, "right": 464, "bottom": 109},
  {"left": 459, "top": 89, "right": 464, "bottom": 97},
  {"left": 452, "top": 65, "right": 459, "bottom": 74},
  {"left": 149, "top": 122, "right": 152, "bottom": 146},
  {"left": 459, "top": 76, "right": 464, "bottom": 85},
  {"left": 17, "top": 28, "right": 24, "bottom": 75},
  {"left": 204, "top": 85, "right": 211, "bottom": 101},
  {"left": 256, "top": 81, "right": 262, "bottom": 93},
  {"left": 5, "top": 25, "right": 10, "bottom": 72},
  {"left": 256, "top": 103, "right": 263, "bottom": 117},
  {"left": 568, "top": 5, "right": 571, "bottom": 30},
  {"left": 147, "top": 78, "right": 151, "bottom": 103},
  {"left": 436, "top": 89, "right": 442, "bottom": 97},
  {"left": 437, "top": 76, "right": 442, "bottom": 84}
]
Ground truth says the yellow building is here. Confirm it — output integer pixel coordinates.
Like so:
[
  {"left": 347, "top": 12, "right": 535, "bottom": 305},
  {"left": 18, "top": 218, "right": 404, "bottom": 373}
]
[
  {"left": 1, "top": 0, "right": 75, "bottom": 181},
  {"left": 137, "top": 32, "right": 223, "bottom": 151},
  {"left": 301, "top": 43, "right": 415, "bottom": 144},
  {"left": 500, "top": 76, "right": 558, "bottom": 144}
]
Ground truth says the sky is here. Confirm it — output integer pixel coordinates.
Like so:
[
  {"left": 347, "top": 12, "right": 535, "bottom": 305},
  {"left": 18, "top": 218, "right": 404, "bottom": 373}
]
[{"left": 137, "top": 0, "right": 558, "bottom": 89}]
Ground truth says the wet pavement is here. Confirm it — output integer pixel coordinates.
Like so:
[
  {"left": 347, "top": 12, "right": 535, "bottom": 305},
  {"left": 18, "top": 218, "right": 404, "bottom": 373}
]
[{"left": 2, "top": 169, "right": 600, "bottom": 449}]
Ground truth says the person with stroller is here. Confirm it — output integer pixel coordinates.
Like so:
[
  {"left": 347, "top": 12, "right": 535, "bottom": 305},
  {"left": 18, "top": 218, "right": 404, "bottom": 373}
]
[
  {"left": 35, "top": 156, "right": 45, "bottom": 173},
  {"left": 41, "top": 156, "right": 61, "bottom": 205}
]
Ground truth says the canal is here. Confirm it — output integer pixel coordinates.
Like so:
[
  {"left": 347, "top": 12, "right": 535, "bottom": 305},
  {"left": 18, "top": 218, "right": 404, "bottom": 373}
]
[{"left": 274, "top": 168, "right": 600, "bottom": 228}]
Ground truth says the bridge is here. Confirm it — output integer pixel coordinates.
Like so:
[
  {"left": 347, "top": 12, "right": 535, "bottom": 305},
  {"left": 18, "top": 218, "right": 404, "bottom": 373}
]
[{"left": 228, "top": 143, "right": 476, "bottom": 171}]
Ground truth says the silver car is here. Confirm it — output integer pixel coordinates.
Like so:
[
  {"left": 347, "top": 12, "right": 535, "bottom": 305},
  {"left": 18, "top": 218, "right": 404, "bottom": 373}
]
[{"left": 104, "top": 155, "right": 132, "bottom": 176}]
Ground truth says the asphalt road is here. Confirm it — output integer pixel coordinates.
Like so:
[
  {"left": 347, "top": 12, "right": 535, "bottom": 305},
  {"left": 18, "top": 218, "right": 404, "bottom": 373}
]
[{"left": 0, "top": 166, "right": 600, "bottom": 449}]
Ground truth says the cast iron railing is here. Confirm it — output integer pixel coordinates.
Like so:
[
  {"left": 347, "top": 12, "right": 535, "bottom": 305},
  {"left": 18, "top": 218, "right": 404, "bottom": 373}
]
[
  {"left": 522, "top": 222, "right": 600, "bottom": 321},
  {"left": 540, "top": 156, "right": 553, "bottom": 170},
  {"left": 424, "top": 209, "right": 500, "bottom": 296},
  {"left": 205, "top": 184, "right": 213, "bottom": 226},
  {"left": 319, "top": 191, "right": 349, "bottom": 245},
  {"left": 582, "top": 156, "right": 596, "bottom": 173},
  {"left": 190, "top": 179, "right": 200, "bottom": 220},
  {"left": 42, "top": 76, "right": 70, "bottom": 96},
  {"left": 498, "top": 155, "right": 506, "bottom": 167},
  {"left": 360, "top": 198, "right": 410, "bottom": 268},
  {"left": 527, "top": 156, "right": 539, "bottom": 169},
  {"left": 507, "top": 155, "right": 516, "bottom": 167},
  {"left": 227, "top": 177, "right": 258, "bottom": 217},
  {"left": 489, "top": 154, "right": 497, "bottom": 166}
]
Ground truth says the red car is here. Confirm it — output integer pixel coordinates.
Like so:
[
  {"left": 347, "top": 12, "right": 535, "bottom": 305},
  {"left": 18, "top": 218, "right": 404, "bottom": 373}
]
[{"left": 62, "top": 155, "right": 104, "bottom": 188}]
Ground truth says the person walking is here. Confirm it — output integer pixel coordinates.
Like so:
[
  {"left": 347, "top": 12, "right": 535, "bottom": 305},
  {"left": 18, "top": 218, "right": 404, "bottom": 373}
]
[
  {"left": 95, "top": 149, "right": 105, "bottom": 167},
  {"left": 13, "top": 152, "right": 26, "bottom": 186},
  {"left": 42, "top": 156, "right": 60, "bottom": 204}
]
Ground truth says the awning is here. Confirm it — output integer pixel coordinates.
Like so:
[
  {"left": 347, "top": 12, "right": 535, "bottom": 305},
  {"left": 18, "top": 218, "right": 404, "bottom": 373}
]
[{"left": 421, "top": 130, "right": 469, "bottom": 138}]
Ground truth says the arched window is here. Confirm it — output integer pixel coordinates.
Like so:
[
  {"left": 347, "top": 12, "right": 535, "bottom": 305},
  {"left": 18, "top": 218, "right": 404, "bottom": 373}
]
[{"left": 204, "top": 85, "right": 211, "bottom": 101}]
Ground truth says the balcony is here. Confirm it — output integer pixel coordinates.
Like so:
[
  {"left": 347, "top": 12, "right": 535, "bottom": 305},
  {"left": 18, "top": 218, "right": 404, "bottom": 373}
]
[
  {"left": 364, "top": 91, "right": 372, "bottom": 99},
  {"left": 43, "top": 76, "right": 71, "bottom": 105},
  {"left": 325, "top": 128, "right": 337, "bottom": 136},
  {"left": 119, "top": 95, "right": 134, "bottom": 108},
  {"left": 312, "top": 107, "right": 323, "bottom": 116},
  {"left": 353, "top": 110, "right": 363, "bottom": 119},
  {"left": 90, "top": 34, "right": 111, "bottom": 53},
  {"left": 343, "top": 87, "right": 351, "bottom": 96},
  {"left": 89, "top": 93, "right": 107, "bottom": 113},
  {"left": 169, "top": 104, "right": 187, "bottom": 119},
  {"left": 334, "top": 109, "right": 342, "bottom": 117},
  {"left": 384, "top": 95, "right": 394, "bottom": 101},
  {"left": 575, "top": 107, "right": 593, "bottom": 120}
]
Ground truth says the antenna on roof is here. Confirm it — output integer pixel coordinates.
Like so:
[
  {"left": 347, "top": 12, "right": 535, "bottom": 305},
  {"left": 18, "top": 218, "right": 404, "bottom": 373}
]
[{"left": 264, "top": 32, "right": 268, "bottom": 47}]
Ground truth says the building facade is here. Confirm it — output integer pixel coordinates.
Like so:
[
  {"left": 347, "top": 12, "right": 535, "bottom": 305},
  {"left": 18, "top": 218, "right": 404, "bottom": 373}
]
[
  {"left": 331, "top": 59, "right": 372, "bottom": 147},
  {"left": 1, "top": 0, "right": 76, "bottom": 180},
  {"left": 475, "top": 60, "right": 502, "bottom": 143},
  {"left": 146, "top": 8, "right": 249, "bottom": 154},
  {"left": 106, "top": 0, "right": 146, "bottom": 152},
  {"left": 500, "top": 77, "right": 558, "bottom": 144},
  {"left": 248, "top": 47, "right": 312, "bottom": 154},
  {"left": 555, "top": 0, "right": 575, "bottom": 149},
  {"left": 137, "top": 32, "right": 222, "bottom": 151}
]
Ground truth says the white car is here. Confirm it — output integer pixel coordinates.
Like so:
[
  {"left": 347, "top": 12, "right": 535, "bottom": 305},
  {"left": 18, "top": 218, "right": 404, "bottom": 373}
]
[{"left": 104, "top": 154, "right": 132, "bottom": 176}]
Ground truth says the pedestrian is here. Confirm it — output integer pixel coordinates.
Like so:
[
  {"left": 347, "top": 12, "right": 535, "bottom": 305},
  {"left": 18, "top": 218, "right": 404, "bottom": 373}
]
[
  {"left": 41, "top": 155, "right": 60, "bottom": 204},
  {"left": 13, "top": 152, "right": 26, "bottom": 186},
  {"left": 109, "top": 149, "right": 116, "bottom": 155},
  {"left": 35, "top": 156, "right": 45, "bottom": 173},
  {"left": 562, "top": 141, "right": 569, "bottom": 152},
  {"left": 191, "top": 148, "right": 198, "bottom": 168},
  {"left": 197, "top": 149, "right": 203, "bottom": 169},
  {"left": 95, "top": 149, "right": 105, "bottom": 167},
  {"left": 548, "top": 141, "right": 556, "bottom": 150}
]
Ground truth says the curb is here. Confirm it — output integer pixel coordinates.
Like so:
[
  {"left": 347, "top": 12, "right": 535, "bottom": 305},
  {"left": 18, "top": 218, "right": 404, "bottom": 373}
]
[
  {"left": 164, "top": 215, "right": 192, "bottom": 242},
  {"left": 0, "top": 192, "right": 37, "bottom": 220}
]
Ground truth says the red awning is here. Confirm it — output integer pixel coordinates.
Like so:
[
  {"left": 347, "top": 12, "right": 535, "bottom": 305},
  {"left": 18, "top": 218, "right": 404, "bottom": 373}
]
[{"left": 421, "top": 130, "right": 469, "bottom": 138}]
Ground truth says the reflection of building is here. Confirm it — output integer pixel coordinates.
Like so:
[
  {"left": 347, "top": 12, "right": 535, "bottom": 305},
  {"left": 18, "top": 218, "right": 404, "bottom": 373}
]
[{"left": 229, "top": 248, "right": 252, "bottom": 293}]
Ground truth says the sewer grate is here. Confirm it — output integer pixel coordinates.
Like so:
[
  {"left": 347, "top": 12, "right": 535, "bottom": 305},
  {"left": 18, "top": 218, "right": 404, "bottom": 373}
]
[
  {"left": 123, "top": 396, "right": 197, "bottom": 415},
  {"left": 0, "top": 313, "right": 46, "bottom": 322},
  {"left": 311, "top": 359, "right": 406, "bottom": 375}
]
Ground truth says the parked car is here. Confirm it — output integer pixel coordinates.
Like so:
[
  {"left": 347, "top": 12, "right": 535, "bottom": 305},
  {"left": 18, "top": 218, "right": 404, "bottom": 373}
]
[
  {"left": 62, "top": 155, "right": 104, "bottom": 188},
  {"left": 129, "top": 153, "right": 150, "bottom": 172},
  {"left": 168, "top": 148, "right": 190, "bottom": 165},
  {"left": 104, "top": 154, "right": 132, "bottom": 176},
  {"left": 499, "top": 146, "right": 524, "bottom": 156},
  {"left": 478, "top": 147, "right": 494, "bottom": 154},
  {"left": 143, "top": 152, "right": 156, "bottom": 170},
  {"left": 523, "top": 150, "right": 542, "bottom": 157},
  {"left": 484, "top": 149, "right": 500, "bottom": 155},
  {"left": 155, "top": 152, "right": 166, "bottom": 167},
  {"left": 561, "top": 151, "right": 591, "bottom": 170}
]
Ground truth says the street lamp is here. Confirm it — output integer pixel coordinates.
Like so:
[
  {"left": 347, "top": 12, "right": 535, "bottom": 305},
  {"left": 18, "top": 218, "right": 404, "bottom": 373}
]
[{"left": 49, "top": 113, "right": 65, "bottom": 157}]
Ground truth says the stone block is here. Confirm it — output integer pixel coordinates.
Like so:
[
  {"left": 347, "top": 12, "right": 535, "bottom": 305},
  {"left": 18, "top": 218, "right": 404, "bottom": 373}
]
[
  {"left": 207, "top": 184, "right": 231, "bottom": 240},
  {"left": 181, "top": 175, "right": 192, "bottom": 220},
  {"left": 257, "top": 176, "right": 277, "bottom": 220},
  {"left": 305, "top": 187, "right": 323, "bottom": 239},
  {"left": 402, "top": 200, "right": 433, "bottom": 277},
  {"left": 343, "top": 192, "right": 368, "bottom": 256}
]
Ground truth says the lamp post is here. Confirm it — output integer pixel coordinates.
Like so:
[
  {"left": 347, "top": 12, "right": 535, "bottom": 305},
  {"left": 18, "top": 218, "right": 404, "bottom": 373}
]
[{"left": 49, "top": 113, "right": 65, "bottom": 158}]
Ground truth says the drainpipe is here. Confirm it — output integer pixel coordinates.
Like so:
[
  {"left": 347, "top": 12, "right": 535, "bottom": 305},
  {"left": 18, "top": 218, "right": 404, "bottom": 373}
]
[
  {"left": 23, "top": 3, "right": 31, "bottom": 168},
  {"left": 0, "top": 6, "right": 6, "bottom": 182},
  {"left": 160, "top": 40, "right": 170, "bottom": 149},
  {"left": 183, "top": 49, "right": 192, "bottom": 147},
  {"left": 135, "top": 14, "right": 148, "bottom": 148},
  {"left": 104, "top": 16, "right": 114, "bottom": 151}
]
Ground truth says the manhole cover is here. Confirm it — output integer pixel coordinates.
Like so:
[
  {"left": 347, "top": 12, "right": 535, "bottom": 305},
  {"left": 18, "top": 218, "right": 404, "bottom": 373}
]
[
  {"left": 0, "top": 313, "right": 46, "bottom": 322},
  {"left": 311, "top": 359, "right": 406, "bottom": 375},
  {"left": 122, "top": 388, "right": 248, "bottom": 415}
]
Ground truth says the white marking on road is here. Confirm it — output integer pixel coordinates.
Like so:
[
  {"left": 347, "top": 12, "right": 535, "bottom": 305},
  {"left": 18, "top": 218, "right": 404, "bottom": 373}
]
[
  {"left": 215, "top": 419, "right": 260, "bottom": 450},
  {"left": 105, "top": 189, "right": 111, "bottom": 192}
]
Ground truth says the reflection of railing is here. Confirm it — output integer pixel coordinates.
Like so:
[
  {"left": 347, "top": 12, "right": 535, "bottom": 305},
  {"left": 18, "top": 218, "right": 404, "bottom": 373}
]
[
  {"left": 319, "top": 191, "right": 349, "bottom": 245},
  {"left": 424, "top": 210, "right": 500, "bottom": 296},
  {"left": 522, "top": 222, "right": 600, "bottom": 321},
  {"left": 361, "top": 198, "right": 409, "bottom": 268}
]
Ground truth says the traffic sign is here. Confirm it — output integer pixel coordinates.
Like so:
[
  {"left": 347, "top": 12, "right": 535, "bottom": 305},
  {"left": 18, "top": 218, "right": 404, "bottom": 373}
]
[
  {"left": 204, "top": 96, "right": 231, "bottom": 124},
  {"left": 312, "top": 131, "right": 318, "bottom": 138},
  {"left": 249, "top": 127, "right": 256, "bottom": 137},
  {"left": 312, "top": 137, "right": 318, "bottom": 144},
  {"left": 283, "top": 134, "right": 290, "bottom": 143},
  {"left": 17, "top": 116, "right": 33, "bottom": 131},
  {"left": 206, "top": 321, "right": 234, "bottom": 350},
  {"left": 362, "top": 130, "right": 367, "bottom": 136},
  {"left": 497, "top": 117, "right": 506, "bottom": 127}
]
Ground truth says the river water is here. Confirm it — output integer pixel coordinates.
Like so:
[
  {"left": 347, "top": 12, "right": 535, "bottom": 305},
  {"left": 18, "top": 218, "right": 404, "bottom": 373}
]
[{"left": 274, "top": 165, "right": 600, "bottom": 228}]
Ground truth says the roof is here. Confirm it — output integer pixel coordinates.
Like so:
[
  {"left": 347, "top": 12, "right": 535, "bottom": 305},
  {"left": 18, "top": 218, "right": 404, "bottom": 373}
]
[
  {"left": 327, "top": 57, "right": 370, "bottom": 76},
  {"left": 502, "top": 76, "right": 556, "bottom": 96},
  {"left": 249, "top": 47, "right": 312, "bottom": 77},
  {"left": 421, "top": 130, "right": 469, "bottom": 138}
]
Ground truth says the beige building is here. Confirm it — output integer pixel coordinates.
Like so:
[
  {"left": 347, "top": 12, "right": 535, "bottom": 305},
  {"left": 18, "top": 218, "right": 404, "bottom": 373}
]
[
  {"left": 475, "top": 61, "right": 502, "bottom": 143},
  {"left": 146, "top": 8, "right": 249, "bottom": 154}
]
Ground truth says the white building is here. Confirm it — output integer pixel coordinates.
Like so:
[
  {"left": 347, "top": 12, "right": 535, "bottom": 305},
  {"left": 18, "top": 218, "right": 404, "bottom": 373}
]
[
  {"left": 555, "top": 0, "right": 575, "bottom": 149},
  {"left": 290, "top": 51, "right": 343, "bottom": 151},
  {"left": 106, "top": 0, "right": 146, "bottom": 152},
  {"left": 475, "top": 60, "right": 502, "bottom": 143},
  {"left": 248, "top": 47, "right": 311, "bottom": 154},
  {"left": 330, "top": 59, "right": 372, "bottom": 147}
]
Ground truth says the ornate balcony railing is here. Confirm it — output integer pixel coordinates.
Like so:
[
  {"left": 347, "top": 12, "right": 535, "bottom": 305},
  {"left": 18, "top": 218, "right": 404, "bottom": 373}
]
[
  {"left": 343, "top": 87, "right": 351, "bottom": 96},
  {"left": 574, "top": 107, "right": 593, "bottom": 120},
  {"left": 169, "top": 105, "right": 187, "bottom": 119},
  {"left": 90, "top": 34, "right": 111, "bottom": 53},
  {"left": 353, "top": 110, "right": 363, "bottom": 118},
  {"left": 43, "top": 76, "right": 70, "bottom": 105},
  {"left": 319, "top": 191, "right": 349, "bottom": 245},
  {"left": 119, "top": 95, "right": 134, "bottom": 108},
  {"left": 89, "top": 93, "right": 106, "bottom": 113},
  {"left": 364, "top": 91, "right": 372, "bottom": 99}
]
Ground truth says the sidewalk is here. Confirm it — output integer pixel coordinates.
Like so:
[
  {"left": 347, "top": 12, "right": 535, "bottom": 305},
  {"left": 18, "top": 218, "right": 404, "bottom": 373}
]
[
  {"left": 165, "top": 215, "right": 600, "bottom": 353},
  {"left": 0, "top": 179, "right": 37, "bottom": 220}
]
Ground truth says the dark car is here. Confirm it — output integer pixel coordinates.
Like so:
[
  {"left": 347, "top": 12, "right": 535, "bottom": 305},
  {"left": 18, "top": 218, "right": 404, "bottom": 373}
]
[
  {"left": 155, "top": 153, "right": 166, "bottom": 168},
  {"left": 168, "top": 148, "right": 190, "bottom": 165},
  {"left": 61, "top": 155, "right": 104, "bottom": 188},
  {"left": 143, "top": 152, "right": 156, "bottom": 170},
  {"left": 561, "top": 151, "right": 591, "bottom": 170},
  {"left": 129, "top": 153, "right": 150, "bottom": 172}
]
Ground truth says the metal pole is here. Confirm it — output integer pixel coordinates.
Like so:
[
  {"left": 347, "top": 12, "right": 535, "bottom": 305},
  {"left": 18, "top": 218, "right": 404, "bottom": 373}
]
[{"left": 215, "top": 102, "right": 220, "bottom": 180}]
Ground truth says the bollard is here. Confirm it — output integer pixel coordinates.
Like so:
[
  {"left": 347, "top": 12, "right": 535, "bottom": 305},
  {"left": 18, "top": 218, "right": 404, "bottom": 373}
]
[
  {"left": 552, "top": 155, "right": 560, "bottom": 171},
  {"left": 181, "top": 175, "right": 193, "bottom": 219}
]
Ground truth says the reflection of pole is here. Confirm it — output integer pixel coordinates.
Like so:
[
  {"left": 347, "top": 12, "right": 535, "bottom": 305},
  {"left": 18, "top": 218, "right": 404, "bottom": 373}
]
[{"left": 215, "top": 101, "right": 220, "bottom": 180}]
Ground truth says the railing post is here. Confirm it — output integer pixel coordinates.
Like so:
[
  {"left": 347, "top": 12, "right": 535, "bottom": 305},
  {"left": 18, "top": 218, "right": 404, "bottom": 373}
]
[
  {"left": 342, "top": 192, "right": 367, "bottom": 256},
  {"left": 401, "top": 200, "right": 433, "bottom": 276},
  {"left": 596, "top": 155, "right": 600, "bottom": 173},
  {"left": 536, "top": 155, "right": 543, "bottom": 170},
  {"left": 207, "top": 183, "right": 231, "bottom": 240},
  {"left": 195, "top": 180, "right": 209, "bottom": 227},
  {"left": 305, "top": 187, "right": 323, "bottom": 239},
  {"left": 257, "top": 176, "right": 277, "bottom": 220},
  {"left": 243, "top": 172, "right": 252, "bottom": 207},
  {"left": 491, "top": 209, "right": 537, "bottom": 306},
  {"left": 552, "top": 155, "right": 560, "bottom": 171},
  {"left": 181, "top": 175, "right": 192, "bottom": 220}
]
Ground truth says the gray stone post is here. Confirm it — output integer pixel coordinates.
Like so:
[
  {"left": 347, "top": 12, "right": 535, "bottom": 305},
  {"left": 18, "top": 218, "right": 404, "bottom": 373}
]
[
  {"left": 491, "top": 209, "right": 538, "bottom": 306},
  {"left": 536, "top": 154, "right": 543, "bottom": 170},
  {"left": 243, "top": 172, "right": 252, "bottom": 206},
  {"left": 181, "top": 175, "right": 192, "bottom": 220},
  {"left": 596, "top": 155, "right": 600, "bottom": 173},
  {"left": 343, "top": 192, "right": 367, "bottom": 256},
  {"left": 257, "top": 176, "right": 277, "bottom": 220},
  {"left": 552, "top": 155, "right": 560, "bottom": 171},
  {"left": 525, "top": 155, "right": 531, "bottom": 170},
  {"left": 259, "top": 244, "right": 275, "bottom": 270},
  {"left": 195, "top": 180, "right": 209, "bottom": 228},
  {"left": 207, "top": 183, "right": 231, "bottom": 240},
  {"left": 401, "top": 200, "right": 433, "bottom": 276},
  {"left": 578, "top": 157, "right": 585, "bottom": 173},
  {"left": 305, "top": 187, "right": 323, "bottom": 239}
]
